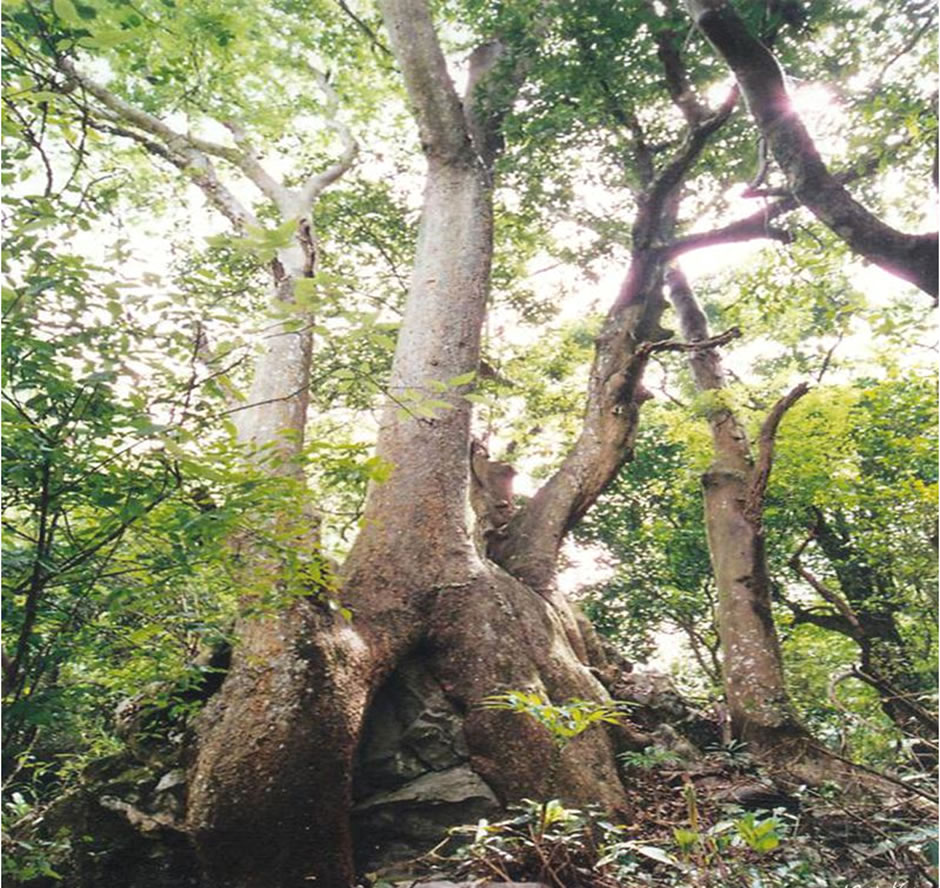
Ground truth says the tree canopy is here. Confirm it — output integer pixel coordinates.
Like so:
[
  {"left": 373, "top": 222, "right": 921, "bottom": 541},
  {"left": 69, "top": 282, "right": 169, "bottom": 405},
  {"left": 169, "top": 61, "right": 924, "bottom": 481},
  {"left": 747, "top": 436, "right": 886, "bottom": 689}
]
[{"left": 2, "top": 0, "right": 936, "bottom": 885}]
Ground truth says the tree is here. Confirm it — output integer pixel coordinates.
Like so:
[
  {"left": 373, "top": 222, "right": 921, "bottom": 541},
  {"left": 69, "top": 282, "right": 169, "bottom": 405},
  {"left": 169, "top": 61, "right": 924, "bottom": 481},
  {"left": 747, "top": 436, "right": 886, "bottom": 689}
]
[
  {"left": 686, "top": 0, "right": 938, "bottom": 299},
  {"left": 3, "top": 0, "right": 935, "bottom": 885},
  {"left": 666, "top": 266, "right": 811, "bottom": 751},
  {"left": 576, "top": 317, "right": 937, "bottom": 765},
  {"left": 773, "top": 378, "right": 938, "bottom": 753}
]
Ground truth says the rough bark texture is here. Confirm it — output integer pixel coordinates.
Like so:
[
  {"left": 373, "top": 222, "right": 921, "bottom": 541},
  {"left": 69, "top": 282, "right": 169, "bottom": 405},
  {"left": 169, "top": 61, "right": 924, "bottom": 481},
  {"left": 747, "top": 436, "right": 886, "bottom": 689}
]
[
  {"left": 185, "top": 4, "right": 631, "bottom": 886},
  {"left": 667, "top": 268, "right": 809, "bottom": 749},
  {"left": 685, "top": 0, "right": 938, "bottom": 300}
]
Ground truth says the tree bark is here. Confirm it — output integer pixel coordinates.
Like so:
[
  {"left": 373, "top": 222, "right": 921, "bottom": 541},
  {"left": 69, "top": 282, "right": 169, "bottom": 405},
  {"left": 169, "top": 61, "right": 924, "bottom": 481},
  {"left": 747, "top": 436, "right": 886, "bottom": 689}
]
[
  {"left": 186, "top": 5, "right": 631, "bottom": 885},
  {"left": 667, "top": 267, "right": 810, "bottom": 750},
  {"left": 685, "top": 0, "right": 938, "bottom": 300}
]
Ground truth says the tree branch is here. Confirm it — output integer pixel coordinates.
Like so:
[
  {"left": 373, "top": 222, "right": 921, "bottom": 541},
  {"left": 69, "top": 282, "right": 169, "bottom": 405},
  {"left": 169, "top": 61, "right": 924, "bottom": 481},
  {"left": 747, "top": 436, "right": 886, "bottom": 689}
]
[
  {"left": 630, "top": 85, "right": 739, "bottom": 257},
  {"left": 333, "top": 0, "right": 393, "bottom": 56},
  {"left": 850, "top": 666, "right": 937, "bottom": 734},
  {"left": 663, "top": 197, "right": 797, "bottom": 258},
  {"left": 685, "top": 0, "right": 938, "bottom": 299},
  {"left": 666, "top": 137, "right": 915, "bottom": 261},
  {"left": 636, "top": 325, "right": 741, "bottom": 357},
  {"left": 7, "top": 456, "right": 54, "bottom": 697},
  {"left": 655, "top": 27, "right": 709, "bottom": 126},
  {"left": 745, "top": 381, "right": 810, "bottom": 523},
  {"left": 59, "top": 57, "right": 357, "bottom": 225},
  {"left": 210, "top": 120, "right": 294, "bottom": 214},
  {"left": 58, "top": 60, "right": 256, "bottom": 229},
  {"left": 297, "top": 66, "right": 360, "bottom": 208},
  {"left": 788, "top": 552, "right": 864, "bottom": 638},
  {"left": 497, "top": 93, "right": 744, "bottom": 590}
]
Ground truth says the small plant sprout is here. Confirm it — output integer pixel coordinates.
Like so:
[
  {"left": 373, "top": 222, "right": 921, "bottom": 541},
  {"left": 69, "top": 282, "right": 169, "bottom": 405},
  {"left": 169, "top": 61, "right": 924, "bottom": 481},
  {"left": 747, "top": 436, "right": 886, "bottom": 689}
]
[{"left": 619, "top": 745, "right": 683, "bottom": 771}]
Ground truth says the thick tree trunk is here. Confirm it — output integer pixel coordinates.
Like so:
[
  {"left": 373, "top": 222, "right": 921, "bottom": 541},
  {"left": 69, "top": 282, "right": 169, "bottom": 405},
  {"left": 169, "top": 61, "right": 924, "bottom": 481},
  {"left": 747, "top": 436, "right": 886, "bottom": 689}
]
[
  {"left": 667, "top": 268, "right": 809, "bottom": 749},
  {"left": 186, "top": 4, "right": 631, "bottom": 886},
  {"left": 184, "top": 7, "right": 825, "bottom": 883},
  {"left": 185, "top": 225, "right": 364, "bottom": 888}
]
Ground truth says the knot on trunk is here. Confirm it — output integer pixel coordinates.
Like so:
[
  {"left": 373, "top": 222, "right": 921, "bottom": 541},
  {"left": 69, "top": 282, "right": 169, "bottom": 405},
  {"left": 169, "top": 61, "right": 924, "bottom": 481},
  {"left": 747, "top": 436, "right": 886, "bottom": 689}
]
[{"left": 469, "top": 438, "right": 516, "bottom": 557}]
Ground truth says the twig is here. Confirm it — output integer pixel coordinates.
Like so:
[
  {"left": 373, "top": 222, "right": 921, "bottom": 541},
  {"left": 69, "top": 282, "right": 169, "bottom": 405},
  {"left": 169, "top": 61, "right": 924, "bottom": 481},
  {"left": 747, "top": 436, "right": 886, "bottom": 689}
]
[
  {"left": 636, "top": 326, "right": 742, "bottom": 359},
  {"left": 333, "top": 0, "right": 393, "bottom": 56}
]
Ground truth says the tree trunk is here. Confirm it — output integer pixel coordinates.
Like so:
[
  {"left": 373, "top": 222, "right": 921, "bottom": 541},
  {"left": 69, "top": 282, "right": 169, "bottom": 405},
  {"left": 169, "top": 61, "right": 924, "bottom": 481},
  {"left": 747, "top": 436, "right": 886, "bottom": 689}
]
[
  {"left": 667, "top": 267, "right": 810, "bottom": 750},
  {"left": 183, "top": 5, "right": 777, "bottom": 880},
  {"left": 185, "top": 4, "right": 633, "bottom": 885}
]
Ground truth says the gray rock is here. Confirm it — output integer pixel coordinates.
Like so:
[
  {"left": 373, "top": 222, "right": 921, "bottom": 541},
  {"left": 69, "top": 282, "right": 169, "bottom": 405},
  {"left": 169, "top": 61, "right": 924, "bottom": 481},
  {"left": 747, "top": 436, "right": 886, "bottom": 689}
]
[
  {"left": 357, "top": 660, "right": 468, "bottom": 794},
  {"left": 353, "top": 765, "right": 500, "bottom": 872},
  {"left": 155, "top": 769, "right": 186, "bottom": 793},
  {"left": 355, "top": 766, "right": 499, "bottom": 812}
]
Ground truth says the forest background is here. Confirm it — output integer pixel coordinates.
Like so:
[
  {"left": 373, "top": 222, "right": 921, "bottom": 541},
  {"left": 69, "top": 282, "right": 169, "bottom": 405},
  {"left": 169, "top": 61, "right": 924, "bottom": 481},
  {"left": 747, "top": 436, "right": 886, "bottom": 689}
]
[{"left": 1, "top": 0, "right": 937, "bottom": 885}]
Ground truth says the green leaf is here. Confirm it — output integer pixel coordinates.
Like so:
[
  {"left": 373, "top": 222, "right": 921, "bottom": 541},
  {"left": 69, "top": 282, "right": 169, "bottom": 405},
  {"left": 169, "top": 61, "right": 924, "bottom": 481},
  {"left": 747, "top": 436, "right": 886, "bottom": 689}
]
[
  {"left": 78, "top": 28, "right": 139, "bottom": 49},
  {"left": 673, "top": 828, "right": 700, "bottom": 850},
  {"left": 447, "top": 370, "right": 477, "bottom": 386},
  {"left": 52, "top": 0, "right": 81, "bottom": 24}
]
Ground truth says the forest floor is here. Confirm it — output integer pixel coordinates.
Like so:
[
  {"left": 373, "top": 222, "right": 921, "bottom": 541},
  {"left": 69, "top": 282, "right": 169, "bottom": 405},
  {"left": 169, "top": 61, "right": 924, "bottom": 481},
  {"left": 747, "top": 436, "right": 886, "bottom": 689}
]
[{"left": 368, "top": 746, "right": 938, "bottom": 888}]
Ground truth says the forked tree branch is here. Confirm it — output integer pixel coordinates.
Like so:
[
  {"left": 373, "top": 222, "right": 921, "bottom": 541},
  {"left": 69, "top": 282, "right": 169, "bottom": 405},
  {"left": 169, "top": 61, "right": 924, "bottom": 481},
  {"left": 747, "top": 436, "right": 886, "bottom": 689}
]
[
  {"left": 82, "top": 116, "right": 256, "bottom": 228},
  {"left": 378, "top": 0, "right": 470, "bottom": 162},
  {"left": 57, "top": 56, "right": 358, "bottom": 225},
  {"left": 58, "top": 59, "right": 257, "bottom": 227}
]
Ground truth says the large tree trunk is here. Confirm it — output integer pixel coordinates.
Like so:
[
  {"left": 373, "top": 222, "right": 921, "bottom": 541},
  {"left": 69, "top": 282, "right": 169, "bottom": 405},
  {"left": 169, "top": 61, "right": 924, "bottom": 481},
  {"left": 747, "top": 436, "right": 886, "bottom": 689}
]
[
  {"left": 183, "top": 5, "right": 773, "bottom": 881},
  {"left": 666, "top": 273, "right": 935, "bottom": 798},
  {"left": 185, "top": 4, "right": 633, "bottom": 886}
]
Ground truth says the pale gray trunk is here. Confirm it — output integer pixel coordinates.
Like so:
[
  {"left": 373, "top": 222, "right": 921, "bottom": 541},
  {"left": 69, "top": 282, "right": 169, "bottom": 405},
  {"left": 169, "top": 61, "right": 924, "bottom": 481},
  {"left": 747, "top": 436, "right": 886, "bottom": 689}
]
[{"left": 232, "top": 242, "right": 315, "bottom": 468}]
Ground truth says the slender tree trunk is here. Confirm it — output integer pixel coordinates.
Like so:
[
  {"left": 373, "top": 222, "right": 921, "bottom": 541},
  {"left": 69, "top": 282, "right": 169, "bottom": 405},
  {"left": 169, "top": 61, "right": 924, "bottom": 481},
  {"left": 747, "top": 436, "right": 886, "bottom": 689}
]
[{"left": 667, "top": 267, "right": 809, "bottom": 750}]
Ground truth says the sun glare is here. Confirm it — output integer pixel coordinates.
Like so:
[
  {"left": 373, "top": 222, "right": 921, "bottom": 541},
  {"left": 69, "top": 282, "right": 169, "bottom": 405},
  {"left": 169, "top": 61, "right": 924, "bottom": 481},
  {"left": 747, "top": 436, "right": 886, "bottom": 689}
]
[{"left": 790, "top": 82, "right": 836, "bottom": 118}]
